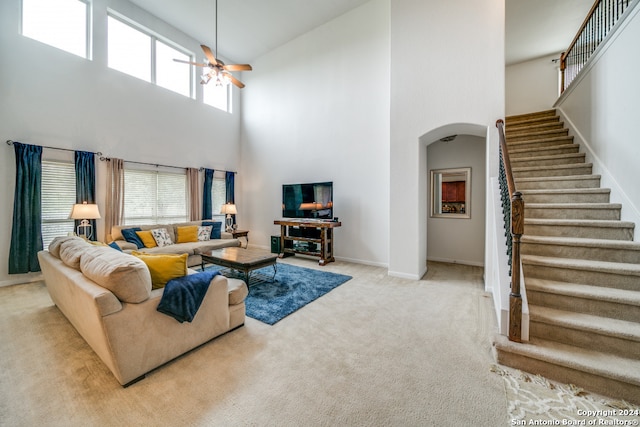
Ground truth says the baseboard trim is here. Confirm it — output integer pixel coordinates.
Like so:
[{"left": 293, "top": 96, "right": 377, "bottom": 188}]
[
  {"left": 0, "top": 273, "right": 43, "bottom": 288},
  {"left": 426, "top": 257, "right": 484, "bottom": 267}
]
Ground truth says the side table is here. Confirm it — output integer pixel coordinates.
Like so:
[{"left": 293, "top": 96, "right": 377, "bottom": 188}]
[{"left": 231, "top": 229, "right": 249, "bottom": 248}]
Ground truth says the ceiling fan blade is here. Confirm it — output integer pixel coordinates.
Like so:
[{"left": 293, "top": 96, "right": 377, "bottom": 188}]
[
  {"left": 222, "top": 64, "right": 253, "bottom": 71},
  {"left": 173, "top": 59, "right": 209, "bottom": 67},
  {"left": 227, "top": 74, "right": 245, "bottom": 89},
  {"left": 201, "top": 44, "right": 219, "bottom": 66}
]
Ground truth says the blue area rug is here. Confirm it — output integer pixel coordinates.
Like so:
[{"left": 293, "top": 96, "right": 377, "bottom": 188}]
[{"left": 225, "top": 263, "right": 351, "bottom": 325}]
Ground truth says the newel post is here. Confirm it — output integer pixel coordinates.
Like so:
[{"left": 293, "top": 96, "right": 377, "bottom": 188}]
[{"left": 509, "top": 191, "right": 524, "bottom": 342}]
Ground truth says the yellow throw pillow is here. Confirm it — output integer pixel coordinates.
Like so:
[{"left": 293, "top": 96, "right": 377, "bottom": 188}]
[
  {"left": 176, "top": 225, "right": 198, "bottom": 243},
  {"left": 135, "top": 230, "right": 158, "bottom": 248},
  {"left": 131, "top": 252, "right": 188, "bottom": 289}
]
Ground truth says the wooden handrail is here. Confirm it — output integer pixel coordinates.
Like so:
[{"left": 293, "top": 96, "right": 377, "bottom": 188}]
[
  {"left": 560, "top": 0, "right": 633, "bottom": 92},
  {"left": 496, "top": 119, "right": 524, "bottom": 343}
]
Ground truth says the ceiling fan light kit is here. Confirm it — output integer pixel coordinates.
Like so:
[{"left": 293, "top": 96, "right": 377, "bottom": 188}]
[{"left": 173, "top": 0, "right": 252, "bottom": 88}]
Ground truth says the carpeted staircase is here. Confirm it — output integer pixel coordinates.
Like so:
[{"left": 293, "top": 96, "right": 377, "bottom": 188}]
[{"left": 494, "top": 109, "right": 640, "bottom": 404}]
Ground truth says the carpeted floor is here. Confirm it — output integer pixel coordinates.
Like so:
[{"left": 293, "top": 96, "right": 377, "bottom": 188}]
[{"left": 1, "top": 259, "right": 513, "bottom": 426}]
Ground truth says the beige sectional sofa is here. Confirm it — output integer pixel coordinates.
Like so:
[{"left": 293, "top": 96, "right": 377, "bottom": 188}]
[
  {"left": 111, "top": 220, "right": 240, "bottom": 268},
  {"left": 38, "top": 236, "right": 248, "bottom": 386}
]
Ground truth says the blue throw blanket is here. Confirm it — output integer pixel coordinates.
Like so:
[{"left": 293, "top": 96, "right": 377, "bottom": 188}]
[{"left": 157, "top": 271, "right": 219, "bottom": 323}]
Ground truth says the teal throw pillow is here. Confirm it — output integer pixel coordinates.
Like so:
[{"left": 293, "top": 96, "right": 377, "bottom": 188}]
[
  {"left": 201, "top": 221, "right": 222, "bottom": 239},
  {"left": 108, "top": 241, "right": 123, "bottom": 251},
  {"left": 121, "top": 227, "right": 144, "bottom": 249}
]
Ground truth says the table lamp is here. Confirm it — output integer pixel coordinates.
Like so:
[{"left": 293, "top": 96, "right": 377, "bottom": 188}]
[
  {"left": 70, "top": 202, "right": 101, "bottom": 239},
  {"left": 220, "top": 203, "right": 237, "bottom": 232}
]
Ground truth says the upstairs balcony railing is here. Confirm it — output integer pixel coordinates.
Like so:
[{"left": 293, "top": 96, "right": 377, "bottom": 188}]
[
  {"left": 560, "top": 0, "right": 633, "bottom": 92},
  {"left": 496, "top": 119, "right": 524, "bottom": 343}
]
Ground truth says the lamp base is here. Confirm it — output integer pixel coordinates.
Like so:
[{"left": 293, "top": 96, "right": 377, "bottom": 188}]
[{"left": 225, "top": 215, "right": 233, "bottom": 233}]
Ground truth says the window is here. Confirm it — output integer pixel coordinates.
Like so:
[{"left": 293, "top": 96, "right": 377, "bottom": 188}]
[
  {"left": 210, "top": 177, "right": 227, "bottom": 221},
  {"left": 41, "top": 161, "right": 76, "bottom": 248},
  {"left": 203, "top": 80, "right": 232, "bottom": 112},
  {"left": 123, "top": 168, "right": 188, "bottom": 225},
  {"left": 22, "top": 0, "right": 89, "bottom": 59},
  {"left": 107, "top": 14, "right": 192, "bottom": 97}
]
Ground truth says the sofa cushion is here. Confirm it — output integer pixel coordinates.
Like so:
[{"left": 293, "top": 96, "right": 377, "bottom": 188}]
[
  {"left": 48, "top": 235, "right": 80, "bottom": 258},
  {"left": 176, "top": 226, "right": 198, "bottom": 244},
  {"left": 121, "top": 227, "right": 144, "bottom": 249},
  {"left": 150, "top": 228, "right": 173, "bottom": 247},
  {"left": 80, "top": 247, "right": 152, "bottom": 303},
  {"left": 136, "top": 230, "right": 158, "bottom": 248},
  {"left": 132, "top": 252, "right": 188, "bottom": 289},
  {"left": 59, "top": 238, "right": 92, "bottom": 270},
  {"left": 201, "top": 221, "right": 222, "bottom": 239},
  {"left": 108, "top": 241, "right": 123, "bottom": 251}
]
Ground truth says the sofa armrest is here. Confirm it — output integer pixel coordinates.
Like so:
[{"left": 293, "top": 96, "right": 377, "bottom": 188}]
[{"left": 221, "top": 232, "right": 234, "bottom": 239}]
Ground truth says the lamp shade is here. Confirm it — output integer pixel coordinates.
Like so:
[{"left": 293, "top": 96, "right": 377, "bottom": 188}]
[
  {"left": 220, "top": 203, "right": 237, "bottom": 215},
  {"left": 70, "top": 203, "right": 101, "bottom": 220}
]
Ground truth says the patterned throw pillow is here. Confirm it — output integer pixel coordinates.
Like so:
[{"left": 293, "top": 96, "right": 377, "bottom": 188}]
[
  {"left": 151, "top": 228, "right": 173, "bottom": 247},
  {"left": 197, "top": 226, "right": 213, "bottom": 241}
]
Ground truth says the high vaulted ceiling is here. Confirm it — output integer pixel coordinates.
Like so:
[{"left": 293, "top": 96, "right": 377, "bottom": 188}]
[{"left": 127, "top": 0, "right": 594, "bottom": 65}]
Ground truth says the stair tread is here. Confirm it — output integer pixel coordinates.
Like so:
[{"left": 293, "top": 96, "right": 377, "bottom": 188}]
[
  {"left": 522, "top": 234, "right": 640, "bottom": 250},
  {"left": 526, "top": 278, "right": 640, "bottom": 307},
  {"left": 513, "top": 163, "right": 592, "bottom": 172},
  {"left": 509, "top": 143, "right": 577, "bottom": 155},
  {"left": 522, "top": 254, "right": 640, "bottom": 276},
  {"left": 494, "top": 334, "right": 640, "bottom": 385},
  {"left": 524, "top": 218, "right": 634, "bottom": 228},
  {"left": 506, "top": 109, "right": 557, "bottom": 121},
  {"left": 520, "top": 188, "right": 610, "bottom": 195},
  {"left": 508, "top": 136, "right": 573, "bottom": 146},
  {"left": 529, "top": 305, "right": 640, "bottom": 341},
  {"left": 525, "top": 202, "right": 621, "bottom": 209},
  {"left": 512, "top": 152, "right": 585, "bottom": 162},
  {"left": 516, "top": 174, "right": 601, "bottom": 183}
]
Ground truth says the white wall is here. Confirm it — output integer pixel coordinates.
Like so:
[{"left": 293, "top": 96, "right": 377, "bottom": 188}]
[
  {"left": 389, "top": 0, "right": 505, "bottom": 279},
  {"left": 506, "top": 53, "right": 561, "bottom": 116},
  {"left": 240, "top": 0, "right": 390, "bottom": 266},
  {"left": 555, "top": 4, "right": 640, "bottom": 235},
  {"left": 427, "top": 135, "right": 486, "bottom": 266},
  {"left": 0, "top": 0, "right": 242, "bottom": 285}
]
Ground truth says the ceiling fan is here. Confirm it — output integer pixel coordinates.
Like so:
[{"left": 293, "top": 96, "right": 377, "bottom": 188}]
[{"left": 173, "top": 0, "right": 252, "bottom": 88}]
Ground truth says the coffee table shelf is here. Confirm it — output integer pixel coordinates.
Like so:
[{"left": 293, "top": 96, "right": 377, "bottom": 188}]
[{"left": 199, "top": 247, "right": 278, "bottom": 285}]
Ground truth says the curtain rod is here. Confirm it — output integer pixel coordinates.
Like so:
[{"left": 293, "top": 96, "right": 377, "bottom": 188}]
[
  {"left": 100, "top": 155, "right": 236, "bottom": 174},
  {"left": 6, "top": 140, "right": 102, "bottom": 157}
]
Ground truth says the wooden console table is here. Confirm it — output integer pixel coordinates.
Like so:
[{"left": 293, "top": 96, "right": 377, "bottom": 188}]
[{"left": 274, "top": 219, "right": 341, "bottom": 266}]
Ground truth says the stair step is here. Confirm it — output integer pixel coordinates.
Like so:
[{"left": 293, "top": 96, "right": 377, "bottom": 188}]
[
  {"left": 506, "top": 115, "right": 560, "bottom": 129},
  {"left": 513, "top": 163, "right": 592, "bottom": 178},
  {"left": 506, "top": 109, "right": 558, "bottom": 122},
  {"left": 525, "top": 203, "right": 621, "bottom": 220},
  {"left": 526, "top": 278, "right": 640, "bottom": 323},
  {"left": 511, "top": 152, "right": 586, "bottom": 168},
  {"left": 509, "top": 143, "right": 579, "bottom": 159},
  {"left": 508, "top": 135, "right": 575, "bottom": 150},
  {"left": 516, "top": 175, "right": 601, "bottom": 190},
  {"left": 520, "top": 188, "right": 610, "bottom": 204},
  {"left": 506, "top": 121, "right": 566, "bottom": 135},
  {"left": 524, "top": 218, "right": 634, "bottom": 240},
  {"left": 529, "top": 305, "right": 640, "bottom": 359},
  {"left": 494, "top": 334, "right": 640, "bottom": 404},
  {"left": 506, "top": 128, "right": 569, "bottom": 143},
  {"left": 522, "top": 254, "right": 640, "bottom": 291},
  {"left": 522, "top": 235, "right": 640, "bottom": 263}
]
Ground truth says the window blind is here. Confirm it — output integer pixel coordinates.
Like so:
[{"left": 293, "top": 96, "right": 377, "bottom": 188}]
[
  {"left": 123, "top": 168, "right": 187, "bottom": 225},
  {"left": 41, "top": 160, "right": 76, "bottom": 248}
]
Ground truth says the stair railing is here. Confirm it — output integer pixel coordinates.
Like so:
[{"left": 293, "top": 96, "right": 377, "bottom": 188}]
[
  {"left": 560, "top": 0, "right": 633, "bottom": 92},
  {"left": 496, "top": 119, "right": 524, "bottom": 343}
]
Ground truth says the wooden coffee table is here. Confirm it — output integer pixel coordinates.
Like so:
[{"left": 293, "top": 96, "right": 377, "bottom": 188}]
[{"left": 199, "top": 247, "right": 278, "bottom": 285}]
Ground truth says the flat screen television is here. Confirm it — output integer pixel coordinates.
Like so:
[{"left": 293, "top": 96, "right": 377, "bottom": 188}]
[{"left": 282, "top": 182, "right": 333, "bottom": 219}]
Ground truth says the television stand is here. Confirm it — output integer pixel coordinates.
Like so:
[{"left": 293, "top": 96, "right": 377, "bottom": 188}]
[{"left": 274, "top": 219, "right": 342, "bottom": 265}]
